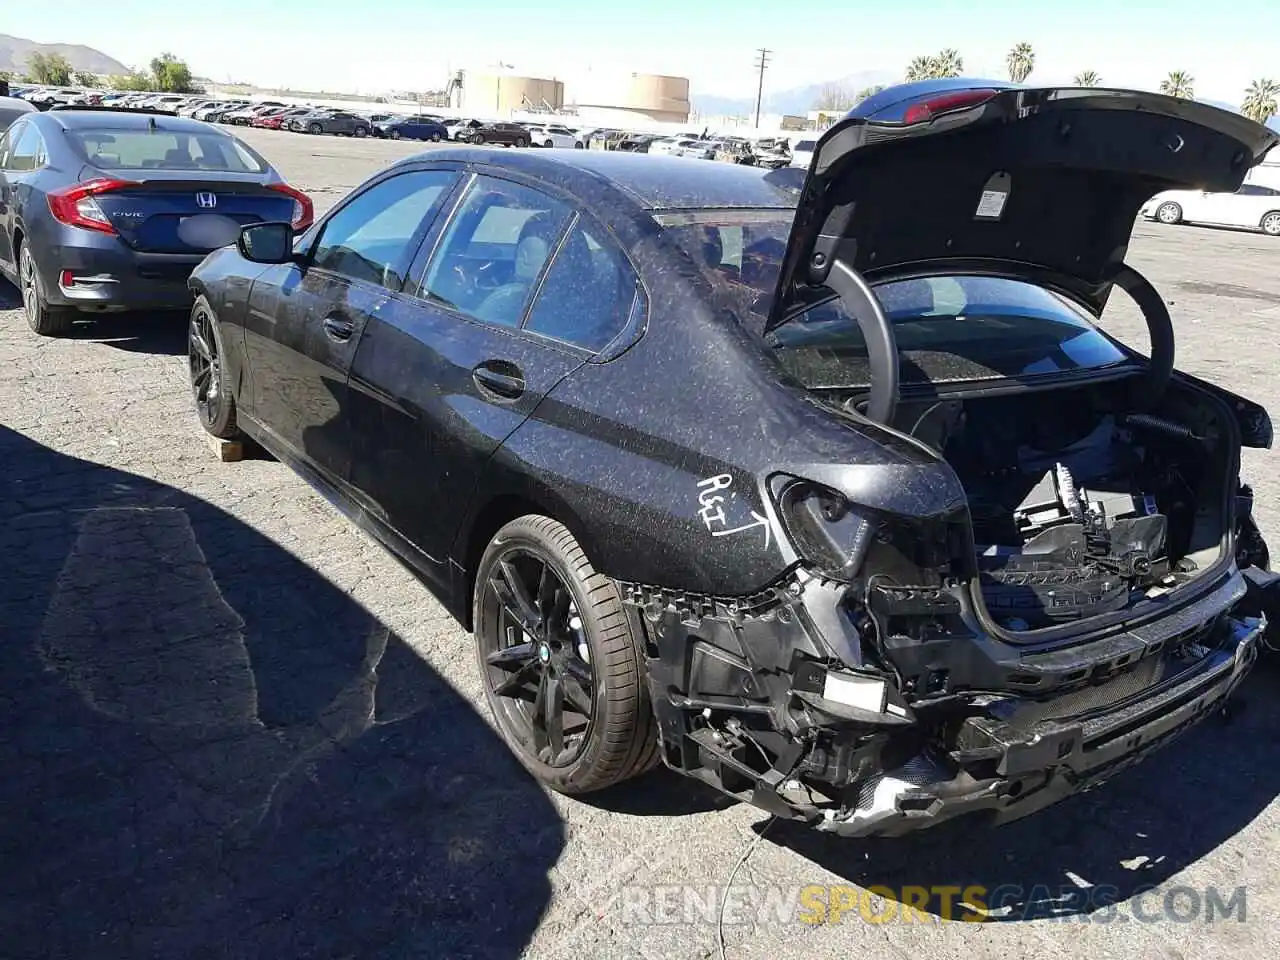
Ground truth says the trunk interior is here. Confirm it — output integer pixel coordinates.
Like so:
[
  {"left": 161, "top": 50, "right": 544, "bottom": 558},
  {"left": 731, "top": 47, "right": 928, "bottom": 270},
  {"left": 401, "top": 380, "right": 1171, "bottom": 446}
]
[{"left": 840, "top": 375, "right": 1235, "bottom": 633}]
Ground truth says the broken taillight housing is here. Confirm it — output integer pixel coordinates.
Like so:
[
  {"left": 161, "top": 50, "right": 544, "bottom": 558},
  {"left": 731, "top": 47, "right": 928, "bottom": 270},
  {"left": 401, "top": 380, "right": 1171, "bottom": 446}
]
[{"left": 776, "top": 480, "right": 878, "bottom": 580}]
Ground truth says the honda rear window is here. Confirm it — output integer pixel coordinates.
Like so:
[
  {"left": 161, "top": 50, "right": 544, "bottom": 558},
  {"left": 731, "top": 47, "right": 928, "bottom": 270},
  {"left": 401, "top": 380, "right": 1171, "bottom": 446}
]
[
  {"left": 664, "top": 214, "right": 1128, "bottom": 388},
  {"left": 65, "top": 129, "right": 267, "bottom": 173}
]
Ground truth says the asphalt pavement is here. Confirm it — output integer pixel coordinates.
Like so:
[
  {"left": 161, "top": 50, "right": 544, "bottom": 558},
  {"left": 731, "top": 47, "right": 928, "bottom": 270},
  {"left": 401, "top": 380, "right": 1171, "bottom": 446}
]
[{"left": 1, "top": 127, "right": 1278, "bottom": 960}]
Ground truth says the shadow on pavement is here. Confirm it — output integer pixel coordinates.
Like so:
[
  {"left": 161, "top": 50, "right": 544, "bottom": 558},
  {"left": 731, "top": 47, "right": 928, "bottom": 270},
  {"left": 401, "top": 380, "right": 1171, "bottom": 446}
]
[
  {"left": 762, "top": 662, "right": 1280, "bottom": 922},
  {"left": 0, "top": 424, "right": 563, "bottom": 959},
  {"left": 0, "top": 278, "right": 186, "bottom": 354},
  {"left": 61, "top": 310, "right": 190, "bottom": 356},
  {"left": 582, "top": 767, "right": 737, "bottom": 818}
]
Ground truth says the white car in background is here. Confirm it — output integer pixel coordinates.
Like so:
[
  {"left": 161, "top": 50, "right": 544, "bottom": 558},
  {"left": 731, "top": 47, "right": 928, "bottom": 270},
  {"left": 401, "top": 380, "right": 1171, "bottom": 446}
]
[
  {"left": 1142, "top": 183, "right": 1280, "bottom": 237},
  {"left": 650, "top": 137, "right": 716, "bottom": 159},
  {"left": 527, "top": 123, "right": 584, "bottom": 148},
  {"left": 789, "top": 137, "right": 817, "bottom": 169}
]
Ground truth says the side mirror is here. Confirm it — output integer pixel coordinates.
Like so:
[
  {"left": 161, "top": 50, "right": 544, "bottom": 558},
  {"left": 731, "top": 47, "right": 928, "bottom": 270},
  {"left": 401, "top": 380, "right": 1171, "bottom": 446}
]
[{"left": 238, "top": 221, "right": 295, "bottom": 264}]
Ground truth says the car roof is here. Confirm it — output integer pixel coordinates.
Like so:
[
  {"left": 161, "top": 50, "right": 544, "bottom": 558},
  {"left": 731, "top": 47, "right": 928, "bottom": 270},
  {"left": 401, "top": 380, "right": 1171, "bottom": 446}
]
[
  {"left": 401, "top": 146, "right": 799, "bottom": 211},
  {"left": 36, "top": 109, "right": 220, "bottom": 135}
]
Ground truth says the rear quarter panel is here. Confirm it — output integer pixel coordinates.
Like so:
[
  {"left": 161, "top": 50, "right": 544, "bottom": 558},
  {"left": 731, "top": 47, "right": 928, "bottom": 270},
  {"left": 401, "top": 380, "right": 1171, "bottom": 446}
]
[{"left": 474, "top": 235, "right": 960, "bottom": 597}]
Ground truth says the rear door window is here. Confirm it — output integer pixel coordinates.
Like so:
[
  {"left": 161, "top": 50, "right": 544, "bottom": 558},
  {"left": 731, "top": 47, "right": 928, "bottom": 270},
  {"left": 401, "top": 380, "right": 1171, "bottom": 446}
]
[
  {"left": 311, "top": 169, "right": 458, "bottom": 290},
  {"left": 772, "top": 275, "right": 1128, "bottom": 387},
  {"left": 3, "top": 122, "right": 44, "bottom": 171},
  {"left": 418, "top": 176, "right": 572, "bottom": 328},
  {"left": 524, "top": 217, "right": 640, "bottom": 352}
]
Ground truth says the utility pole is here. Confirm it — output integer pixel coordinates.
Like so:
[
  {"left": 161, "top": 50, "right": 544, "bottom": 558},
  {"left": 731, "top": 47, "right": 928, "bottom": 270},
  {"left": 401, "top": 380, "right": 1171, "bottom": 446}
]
[{"left": 753, "top": 47, "right": 771, "bottom": 128}]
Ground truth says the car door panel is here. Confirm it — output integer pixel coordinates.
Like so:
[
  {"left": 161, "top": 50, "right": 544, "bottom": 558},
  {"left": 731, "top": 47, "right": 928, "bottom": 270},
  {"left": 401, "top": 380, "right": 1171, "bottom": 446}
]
[
  {"left": 347, "top": 300, "right": 586, "bottom": 583},
  {"left": 238, "top": 166, "right": 462, "bottom": 491},
  {"left": 241, "top": 264, "right": 376, "bottom": 482},
  {"left": 343, "top": 171, "right": 583, "bottom": 575}
]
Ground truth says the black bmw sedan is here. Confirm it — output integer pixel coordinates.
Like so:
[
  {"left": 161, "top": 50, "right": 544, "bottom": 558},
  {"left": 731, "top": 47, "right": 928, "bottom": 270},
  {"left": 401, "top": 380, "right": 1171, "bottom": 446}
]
[
  {"left": 188, "top": 83, "right": 1280, "bottom": 838},
  {"left": 0, "top": 107, "right": 313, "bottom": 335}
]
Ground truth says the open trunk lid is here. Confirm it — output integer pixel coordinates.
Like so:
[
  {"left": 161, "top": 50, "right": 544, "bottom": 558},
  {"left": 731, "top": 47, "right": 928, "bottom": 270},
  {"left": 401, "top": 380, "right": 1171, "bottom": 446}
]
[{"left": 767, "top": 84, "right": 1280, "bottom": 336}]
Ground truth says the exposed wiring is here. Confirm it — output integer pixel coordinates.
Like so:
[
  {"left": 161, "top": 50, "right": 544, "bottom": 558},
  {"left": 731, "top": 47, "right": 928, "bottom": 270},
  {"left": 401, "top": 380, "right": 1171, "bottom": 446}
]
[{"left": 718, "top": 815, "right": 777, "bottom": 960}]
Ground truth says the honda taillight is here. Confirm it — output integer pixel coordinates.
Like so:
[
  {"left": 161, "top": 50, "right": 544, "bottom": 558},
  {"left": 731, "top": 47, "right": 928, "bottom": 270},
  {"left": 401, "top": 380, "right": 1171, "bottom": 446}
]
[
  {"left": 902, "top": 89, "right": 998, "bottom": 125},
  {"left": 47, "top": 178, "right": 136, "bottom": 235},
  {"left": 268, "top": 182, "right": 314, "bottom": 231}
]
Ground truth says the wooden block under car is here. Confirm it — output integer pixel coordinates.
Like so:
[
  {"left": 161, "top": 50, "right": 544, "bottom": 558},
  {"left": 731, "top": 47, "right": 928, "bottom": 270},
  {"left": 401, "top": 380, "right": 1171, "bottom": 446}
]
[{"left": 205, "top": 433, "right": 245, "bottom": 462}]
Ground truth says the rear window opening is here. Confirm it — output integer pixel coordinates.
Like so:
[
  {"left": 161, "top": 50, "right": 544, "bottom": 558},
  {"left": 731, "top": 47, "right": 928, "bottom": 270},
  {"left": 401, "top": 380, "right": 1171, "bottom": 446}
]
[
  {"left": 663, "top": 214, "right": 1130, "bottom": 391},
  {"left": 65, "top": 128, "right": 267, "bottom": 173}
]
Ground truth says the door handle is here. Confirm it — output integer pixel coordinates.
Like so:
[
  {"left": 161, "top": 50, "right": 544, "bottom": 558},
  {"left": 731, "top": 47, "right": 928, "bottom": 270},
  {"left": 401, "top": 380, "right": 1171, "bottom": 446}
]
[
  {"left": 473, "top": 361, "right": 526, "bottom": 400},
  {"left": 322, "top": 314, "right": 354, "bottom": 341}
]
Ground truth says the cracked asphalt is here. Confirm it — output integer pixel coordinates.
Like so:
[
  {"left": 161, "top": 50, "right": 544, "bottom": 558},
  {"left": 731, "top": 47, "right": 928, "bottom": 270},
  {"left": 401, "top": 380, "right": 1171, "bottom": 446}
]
[{"left": 2, "top": 128, "right": 1279, "bottom": 960}]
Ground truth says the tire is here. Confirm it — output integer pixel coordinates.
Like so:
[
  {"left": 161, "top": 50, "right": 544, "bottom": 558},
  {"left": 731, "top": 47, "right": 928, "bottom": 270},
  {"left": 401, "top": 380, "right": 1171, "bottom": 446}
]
[
  {"left": 354, "top": 125, "right": 368, "bottom": 138},
  {"left": 1156, "top": 201, "right": 1183, "bottom": 225},
  {"left": 472, "top": 133, "right": 486, "bottom": 144},
  {"left": 308, "top": 122, "right": 323, "bottom": 135},
  {"left": 430, "top": 131, "right": 441, "bottom": 142},
  {"left": 19, "top": 243, "right": 73, "bottom": 337},
  {"left": 544, "top": 139, "right": 554, "bottom": 148},
  {"left": 390, "top": 128, "right": 402, "bottom": 140},
  {"left": 573, "top": 141, "right": 585, "bottom": 149},
  {"left": 188, "top": 296, "right": 240, "bottom": 440},
  {"left": 473, "top": 515, "right": 659, "bottom": 794},
  {"left": 1262, "top": 211, "right": 1280, "bottom": 237},
  {"left": 517, "top": 137, "right": 530, "bottom": 148}
]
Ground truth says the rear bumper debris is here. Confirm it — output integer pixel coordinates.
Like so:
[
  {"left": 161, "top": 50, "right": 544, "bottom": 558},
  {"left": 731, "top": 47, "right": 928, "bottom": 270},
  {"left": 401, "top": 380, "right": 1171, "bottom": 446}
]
[{"left": 626, "top": 563, "right": 1273, "bottom": 838}]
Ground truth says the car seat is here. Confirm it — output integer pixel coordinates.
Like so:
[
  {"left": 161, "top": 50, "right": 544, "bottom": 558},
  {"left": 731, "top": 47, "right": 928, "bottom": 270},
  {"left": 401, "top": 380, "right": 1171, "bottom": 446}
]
[{"left": 473, "top": 213, "right": 556, "bottom": 326}]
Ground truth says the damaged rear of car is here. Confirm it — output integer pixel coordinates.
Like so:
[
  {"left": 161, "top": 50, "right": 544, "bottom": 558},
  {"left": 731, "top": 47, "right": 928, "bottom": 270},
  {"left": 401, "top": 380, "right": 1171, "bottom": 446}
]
[{"left": 638, "top": 83, "right": 1280, "bottom": 836}]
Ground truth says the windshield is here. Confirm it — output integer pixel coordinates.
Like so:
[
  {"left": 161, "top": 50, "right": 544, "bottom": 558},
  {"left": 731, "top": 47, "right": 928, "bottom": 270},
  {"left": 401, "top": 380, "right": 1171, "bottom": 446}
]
[
  {"left": 663, "top": 213, "right": 1128, "bottom": 389},
  {"left": 66, "top": 128, "right": 268, "bottom": 173}
]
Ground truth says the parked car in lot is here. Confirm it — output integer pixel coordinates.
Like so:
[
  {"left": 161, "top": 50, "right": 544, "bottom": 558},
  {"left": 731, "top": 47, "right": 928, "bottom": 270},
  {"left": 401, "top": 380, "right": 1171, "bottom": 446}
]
[
  {"left": 442, "top": 118, "right": 483, "bottom": 141},
  {"left": 469, "top": 121, "right": 531, "bottom": 147},
  {"left": 1142, "top": 183, "right": 1280, "bottom": 237},
  {"left": 789, "top": 137, "right": 818, "bottom": 169},
  {"left": 0, "top": 95, "right": 36, "bottom": 133},
  {"left": 184, "top": 82, "right": 1280, "bottom": 839},
  {"left": 376, "top": 114, "right": 449, "bottom": 141},
  {"left": 196, "top": 101, "right": 250, "bottom": 123},
  {"left": 248, "top": 106, "right": 290, "bottom": 128},
  {"left": 289, "top": 109, "right": 372, "bottom": 137},
  {"left": 257, "top": 106, "right": 314, "bottom": 131},
  {"left": 527, "top": 123, "right": 585, "bottom": 149},
  {"left": 0, "top": 107, "right": 312, "bottom": 336},
  {"left": 223, "top": 103, "right": 284, "bottom": 126}
]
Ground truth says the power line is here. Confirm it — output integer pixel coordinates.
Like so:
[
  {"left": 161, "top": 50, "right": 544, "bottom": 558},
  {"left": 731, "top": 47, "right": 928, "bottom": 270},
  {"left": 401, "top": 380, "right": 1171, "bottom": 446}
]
[{"left": 753, "top": 47, "right": 771, "bottom": 128}]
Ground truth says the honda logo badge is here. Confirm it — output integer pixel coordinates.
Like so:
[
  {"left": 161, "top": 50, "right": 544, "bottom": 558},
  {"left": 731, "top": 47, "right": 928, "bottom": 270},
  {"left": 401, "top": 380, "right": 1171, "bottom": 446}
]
[{"left": 196, "top": 192, "right": 217, "bottom": 209}]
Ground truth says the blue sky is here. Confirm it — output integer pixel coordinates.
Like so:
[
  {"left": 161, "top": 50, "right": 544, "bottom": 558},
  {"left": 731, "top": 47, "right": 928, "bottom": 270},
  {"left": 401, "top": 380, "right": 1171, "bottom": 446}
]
[{"left": 6, "top": 0, "right": 1278, "bottom": 105}]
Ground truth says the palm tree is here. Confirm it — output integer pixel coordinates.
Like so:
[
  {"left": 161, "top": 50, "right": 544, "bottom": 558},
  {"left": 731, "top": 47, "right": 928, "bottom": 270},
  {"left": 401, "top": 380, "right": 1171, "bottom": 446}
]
[
  {"left": 933, "top": 48, "right": 964, "bottom": 78},
  {"left": 1241, "top": 78, "right": 1280, "bottom": 124},
  {"left": 1160, "top": 70, "right": 1195, "bottom": 99},
  {"left": 855, "top": 84, "right": 888, "bottom": 105},
  {"left": 906, "top": 56, "right": 935, "bottom": 82},
  {"left": 1006, "top": 43, "right": 1035, "bottom": 83},
  {"left": 1073, "top": 70, "right": 1101, "bottom": 87}
]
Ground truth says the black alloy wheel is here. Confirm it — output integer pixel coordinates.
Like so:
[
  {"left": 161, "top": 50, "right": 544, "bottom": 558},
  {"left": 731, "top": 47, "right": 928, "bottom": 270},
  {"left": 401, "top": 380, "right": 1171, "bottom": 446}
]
[
  {"left": 474, "top": 516, "right": 658, "bottom": 793},
  {"left": 188, "top": 296, "right": 239, "bottom": 439}
]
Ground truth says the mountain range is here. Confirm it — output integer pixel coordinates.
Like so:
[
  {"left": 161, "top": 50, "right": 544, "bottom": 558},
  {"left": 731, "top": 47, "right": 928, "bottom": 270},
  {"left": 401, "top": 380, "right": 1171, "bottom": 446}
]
[
  {"left": 691, "top": 69, "right": 900, "bottom": 116},
  {"left": 0, "top": 33, "right": 128, "bottom": 77}
]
